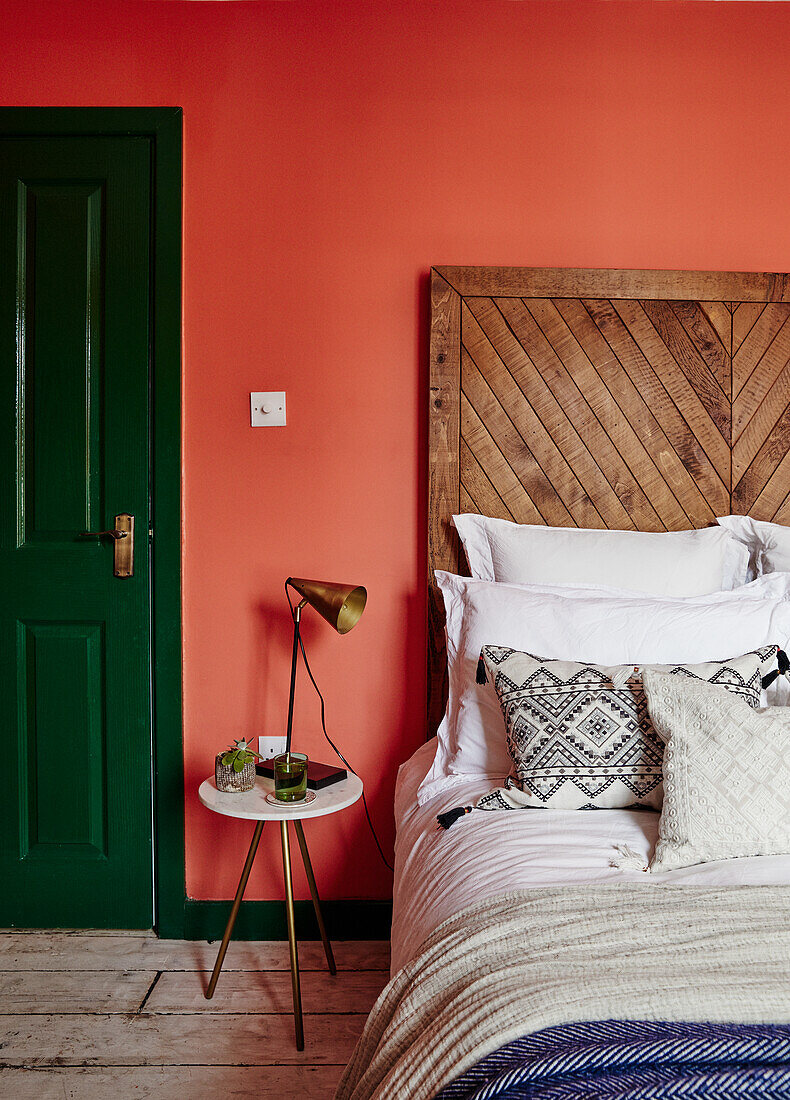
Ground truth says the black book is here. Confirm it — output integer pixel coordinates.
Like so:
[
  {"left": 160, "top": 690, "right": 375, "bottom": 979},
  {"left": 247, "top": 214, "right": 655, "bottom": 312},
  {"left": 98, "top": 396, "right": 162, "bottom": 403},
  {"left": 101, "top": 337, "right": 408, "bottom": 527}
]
[{"left": 255, "top": 758, "right": 348, "bottom": 790}]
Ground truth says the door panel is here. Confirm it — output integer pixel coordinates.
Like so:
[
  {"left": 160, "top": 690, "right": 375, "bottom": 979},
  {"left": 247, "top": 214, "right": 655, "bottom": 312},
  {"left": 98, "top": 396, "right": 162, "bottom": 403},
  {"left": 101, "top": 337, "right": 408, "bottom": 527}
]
[
  {"left": 17, "top": 620, "right": 107, "bottom": 858},
  {"left": 0, "top": 137, "right": 153, "bottom": 928},
  {"left": 18, "top": 180, "right": 105, "bottom": 541}
]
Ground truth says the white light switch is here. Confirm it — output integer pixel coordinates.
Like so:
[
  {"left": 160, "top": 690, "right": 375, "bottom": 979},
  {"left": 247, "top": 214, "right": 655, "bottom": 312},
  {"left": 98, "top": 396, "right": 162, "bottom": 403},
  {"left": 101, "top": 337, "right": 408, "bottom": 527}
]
[{"left": 251, "top": 392, "right": 286, "bottom": 427}]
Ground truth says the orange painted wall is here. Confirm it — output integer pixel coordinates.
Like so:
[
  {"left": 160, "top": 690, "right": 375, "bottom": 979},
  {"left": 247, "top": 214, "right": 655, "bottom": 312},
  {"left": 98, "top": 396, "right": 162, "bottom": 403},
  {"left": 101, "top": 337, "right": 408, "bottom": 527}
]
[{"left": 3, "top": 0, "right": 790, "bottom": 903}]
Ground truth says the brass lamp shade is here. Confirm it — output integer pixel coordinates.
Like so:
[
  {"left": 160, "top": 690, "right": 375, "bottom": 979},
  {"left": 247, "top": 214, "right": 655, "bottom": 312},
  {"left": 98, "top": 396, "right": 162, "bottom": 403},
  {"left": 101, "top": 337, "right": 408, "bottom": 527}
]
[{"left": 287, "top": 577, "right": 367, "bottom": 634}]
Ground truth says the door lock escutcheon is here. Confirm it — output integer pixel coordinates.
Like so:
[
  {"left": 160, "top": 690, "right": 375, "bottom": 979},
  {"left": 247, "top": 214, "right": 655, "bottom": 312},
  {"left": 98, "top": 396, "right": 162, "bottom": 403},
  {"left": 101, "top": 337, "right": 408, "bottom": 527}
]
[{"left": 81, "top": 513, "right": 134, "bottom": 577}]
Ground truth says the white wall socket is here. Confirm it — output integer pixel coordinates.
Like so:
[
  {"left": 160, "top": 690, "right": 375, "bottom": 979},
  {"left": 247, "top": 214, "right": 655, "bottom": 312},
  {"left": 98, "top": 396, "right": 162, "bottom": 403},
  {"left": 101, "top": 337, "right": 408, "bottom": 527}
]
[
  {"left": 258, "top": 735, "right": 287, "bottom": 759},
  {"left": 251, "top": 392, "right": 286, "bottom": 427}
]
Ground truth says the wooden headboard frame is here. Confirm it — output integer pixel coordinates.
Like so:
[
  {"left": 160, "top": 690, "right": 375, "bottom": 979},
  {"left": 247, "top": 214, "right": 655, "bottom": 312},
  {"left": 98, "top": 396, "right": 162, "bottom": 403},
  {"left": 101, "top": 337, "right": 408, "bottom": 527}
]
[{"left": 427, "top": 265, "right": 790, "bottom": 735}]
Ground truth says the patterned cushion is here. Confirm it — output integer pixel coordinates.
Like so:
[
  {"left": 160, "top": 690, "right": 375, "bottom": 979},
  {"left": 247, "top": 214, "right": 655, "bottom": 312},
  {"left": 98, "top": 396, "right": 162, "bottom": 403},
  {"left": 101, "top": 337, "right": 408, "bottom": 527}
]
[
  {"left": 642, "top": 668, "right": 790, "bottom": 871},
  {"left": 478, "top": 645, "right": 778, "bottom": 810}
]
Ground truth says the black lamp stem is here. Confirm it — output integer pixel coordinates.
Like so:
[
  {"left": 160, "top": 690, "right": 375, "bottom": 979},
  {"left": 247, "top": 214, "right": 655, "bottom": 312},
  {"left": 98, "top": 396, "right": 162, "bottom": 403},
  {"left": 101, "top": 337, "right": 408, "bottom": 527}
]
[{"left": 284, "top": 600, "right": 305, "bottom": 755}]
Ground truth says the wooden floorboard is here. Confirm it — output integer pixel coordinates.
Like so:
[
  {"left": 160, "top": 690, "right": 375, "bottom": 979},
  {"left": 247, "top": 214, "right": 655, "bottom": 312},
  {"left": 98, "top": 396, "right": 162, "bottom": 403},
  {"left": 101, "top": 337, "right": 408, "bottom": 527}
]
[
  {"left": 0, "top": 969, "right": 158, "bottom": 1013},
  {"left": 148, "top": 969, "right": 385, "bottom": 1014},
  {"left": 0, "top": 932, "right": 388, "bottom": 1098},
  {"left": 0, "top": 1065, "right": 345, "bottom": 1099},
  {"left": 0, "top": 933, "right": 390, "bottom": 972},
  {"left": 0, "top": 1012, "right": 365, "bottom": 1065}
]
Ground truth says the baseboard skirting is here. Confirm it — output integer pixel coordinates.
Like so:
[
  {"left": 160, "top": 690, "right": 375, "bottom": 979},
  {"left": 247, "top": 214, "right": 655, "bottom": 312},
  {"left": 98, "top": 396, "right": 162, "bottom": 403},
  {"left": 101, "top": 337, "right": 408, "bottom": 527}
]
[{"left": 181, "top": 898, "right": 392, "bottom": 941}]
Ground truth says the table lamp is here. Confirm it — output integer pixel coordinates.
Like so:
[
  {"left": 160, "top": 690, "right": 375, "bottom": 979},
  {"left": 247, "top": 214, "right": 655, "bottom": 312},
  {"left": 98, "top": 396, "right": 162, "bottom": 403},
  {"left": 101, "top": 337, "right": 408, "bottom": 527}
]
[{"left": 257, "top": 576, "right": 367, "bottom": 789}]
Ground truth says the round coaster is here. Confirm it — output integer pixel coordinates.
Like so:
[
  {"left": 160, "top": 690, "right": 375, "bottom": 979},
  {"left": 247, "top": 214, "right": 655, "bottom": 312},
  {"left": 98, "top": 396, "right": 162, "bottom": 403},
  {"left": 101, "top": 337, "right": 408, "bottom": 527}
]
[{"left": 264, "top": 790, "right": 316, "bottom": 808}]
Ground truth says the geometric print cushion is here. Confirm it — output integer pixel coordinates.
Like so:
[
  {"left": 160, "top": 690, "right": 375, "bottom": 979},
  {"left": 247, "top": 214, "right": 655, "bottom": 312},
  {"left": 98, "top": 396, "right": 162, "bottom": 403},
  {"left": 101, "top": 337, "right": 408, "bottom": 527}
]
[
  {"left": 477, "top": 645, "right": 778, "bottom": 810},
  {"left": 642, "top": 668, "right": 790, "bottom": 871}
]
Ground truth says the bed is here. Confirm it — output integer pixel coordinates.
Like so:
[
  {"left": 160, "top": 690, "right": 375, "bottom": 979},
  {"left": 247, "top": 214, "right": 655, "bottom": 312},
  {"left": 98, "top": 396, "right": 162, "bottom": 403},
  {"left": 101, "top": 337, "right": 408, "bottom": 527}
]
[{"left": 338, "top": 268, "right": 790, "bottom": 1099}]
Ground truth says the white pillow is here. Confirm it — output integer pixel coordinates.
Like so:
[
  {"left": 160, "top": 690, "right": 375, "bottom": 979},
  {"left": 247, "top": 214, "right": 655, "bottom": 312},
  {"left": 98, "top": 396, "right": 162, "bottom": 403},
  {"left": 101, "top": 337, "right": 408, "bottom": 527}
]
[
  {"left": 418, "top": 571, "right": 790, "bottom": 805},
  {"left": 453, "top": 514, "right": 749, "bottom": 596},
  {"left": 717, "top": 515, "right": 790, "bottom": 578},
  {"left": 642, "top": 670, "right": 790, "bottom": 872}
]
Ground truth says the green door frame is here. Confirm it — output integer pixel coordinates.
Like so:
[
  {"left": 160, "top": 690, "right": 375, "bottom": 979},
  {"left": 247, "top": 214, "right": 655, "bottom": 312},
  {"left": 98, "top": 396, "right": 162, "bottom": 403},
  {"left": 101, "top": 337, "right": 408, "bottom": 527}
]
[{"left": 0, "top": 107, "right": 185, "bottom": 937}]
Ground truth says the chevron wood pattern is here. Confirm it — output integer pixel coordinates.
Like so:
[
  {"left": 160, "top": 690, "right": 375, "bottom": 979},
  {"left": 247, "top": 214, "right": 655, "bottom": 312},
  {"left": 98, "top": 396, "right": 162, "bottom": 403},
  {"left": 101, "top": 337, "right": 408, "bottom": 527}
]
[
  {"left": 732, "top": 303, "right": 790, "bottom": 521},
  {"left": 461, "top": 296, "right": 731, "bottom": 533},
  {"left": 428, "top": 268, "right": 790, "bottom": 734}
]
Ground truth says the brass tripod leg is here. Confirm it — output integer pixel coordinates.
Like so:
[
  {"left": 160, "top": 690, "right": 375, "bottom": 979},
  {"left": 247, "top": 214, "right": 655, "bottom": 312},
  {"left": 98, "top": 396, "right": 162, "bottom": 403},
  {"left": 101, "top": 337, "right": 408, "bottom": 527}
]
[
  {"left": 281, "top": 820, "right": 304, "bottom": 1051},
  {"left": 294, "top": 819, "right": 336, "bottom": 975},
  {"left": 205, "top": 819, "right": 265, "bottom": 999}
]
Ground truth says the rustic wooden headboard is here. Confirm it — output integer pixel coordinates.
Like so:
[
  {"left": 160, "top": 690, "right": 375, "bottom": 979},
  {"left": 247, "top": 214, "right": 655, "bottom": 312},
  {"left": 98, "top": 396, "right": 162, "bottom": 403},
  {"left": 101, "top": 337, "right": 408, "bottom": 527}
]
[{"left": 427, "top": 266, "right": 790, "bottom": 734}]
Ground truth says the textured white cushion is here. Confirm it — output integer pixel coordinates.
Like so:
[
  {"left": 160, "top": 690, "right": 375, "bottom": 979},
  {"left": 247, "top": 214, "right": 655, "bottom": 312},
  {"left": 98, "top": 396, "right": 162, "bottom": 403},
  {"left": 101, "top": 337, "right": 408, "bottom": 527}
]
[
  {"left": 643, "top": 669, "right": 790, "bottom": 872},
  {"left": 418, "top": 571, "right": 790, "bottom": 805},
  {"left": 454, "top": 514, "right": 749, "bottom": 596},
  {"left": 478, "top": 645, "right": 776, "bottom": 810},
  {"left": 717, "top": 515, "right": 790, "bottom": 579}
]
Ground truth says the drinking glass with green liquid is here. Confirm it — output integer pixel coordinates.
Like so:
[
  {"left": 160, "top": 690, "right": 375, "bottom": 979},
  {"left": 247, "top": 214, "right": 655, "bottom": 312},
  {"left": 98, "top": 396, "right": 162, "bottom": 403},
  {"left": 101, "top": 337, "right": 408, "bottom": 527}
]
[{"left": 273, "top": 752, "right": 308, "bottom": 802}]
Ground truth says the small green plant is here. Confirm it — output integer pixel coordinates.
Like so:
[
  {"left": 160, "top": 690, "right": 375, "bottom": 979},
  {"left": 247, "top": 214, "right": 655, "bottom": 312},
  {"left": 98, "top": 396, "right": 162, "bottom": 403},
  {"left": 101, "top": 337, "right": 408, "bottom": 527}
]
[{"left": 220, "top": 738, "right": 261, "bottom": 772}]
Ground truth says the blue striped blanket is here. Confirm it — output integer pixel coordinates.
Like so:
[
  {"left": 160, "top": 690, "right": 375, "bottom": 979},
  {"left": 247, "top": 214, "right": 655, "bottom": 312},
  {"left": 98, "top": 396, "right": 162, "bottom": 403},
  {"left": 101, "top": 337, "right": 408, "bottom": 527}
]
[{"left": 434, "top": 1020, "right": 790, "bottom": 1099}]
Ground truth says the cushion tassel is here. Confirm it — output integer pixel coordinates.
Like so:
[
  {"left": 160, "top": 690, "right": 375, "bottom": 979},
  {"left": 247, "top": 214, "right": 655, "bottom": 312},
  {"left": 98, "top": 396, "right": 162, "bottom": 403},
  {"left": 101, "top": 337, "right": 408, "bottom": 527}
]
[
  {"left": 761, "top": 648, "right": 789, "bottom": 689},
  {"left": 609, "top": 843, "right": 649, "bottom": 872},
  {"left": 476, "top": 655, "right": 488, "bottom": 684},
  {"left": 437, "top": 805, "right": 473, "bottom": 830}
]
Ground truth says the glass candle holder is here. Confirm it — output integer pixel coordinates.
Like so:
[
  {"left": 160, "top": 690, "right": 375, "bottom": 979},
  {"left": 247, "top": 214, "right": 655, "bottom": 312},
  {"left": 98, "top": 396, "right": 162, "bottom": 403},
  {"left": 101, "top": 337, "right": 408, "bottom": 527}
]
[{"left": 273, "top": 752, "right": 308, "bottom": 802}]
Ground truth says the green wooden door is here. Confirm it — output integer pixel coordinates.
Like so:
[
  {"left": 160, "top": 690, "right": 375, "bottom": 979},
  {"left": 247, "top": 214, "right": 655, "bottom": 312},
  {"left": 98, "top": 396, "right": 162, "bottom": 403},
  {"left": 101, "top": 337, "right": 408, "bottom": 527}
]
[{"left": 0, "top": 136, "right": 153, "bottom": 927}]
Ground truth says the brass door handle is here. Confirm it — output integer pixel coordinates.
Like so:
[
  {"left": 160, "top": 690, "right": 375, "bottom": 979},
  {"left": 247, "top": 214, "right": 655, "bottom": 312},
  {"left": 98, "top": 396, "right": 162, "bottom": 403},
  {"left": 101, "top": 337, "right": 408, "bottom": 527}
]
[
  {"left": 83, "top": 529, "right": 128, "bottom": 540},
  {"left": 80, "top": 513, "right": 134, "bottom": 577}
]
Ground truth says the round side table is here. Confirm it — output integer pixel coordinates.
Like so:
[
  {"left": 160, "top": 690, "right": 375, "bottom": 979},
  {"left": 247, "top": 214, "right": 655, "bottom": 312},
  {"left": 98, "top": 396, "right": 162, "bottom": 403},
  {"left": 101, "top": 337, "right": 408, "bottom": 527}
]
[{"left": 198, "top": 772, "right": 363, "bottom": 1050}]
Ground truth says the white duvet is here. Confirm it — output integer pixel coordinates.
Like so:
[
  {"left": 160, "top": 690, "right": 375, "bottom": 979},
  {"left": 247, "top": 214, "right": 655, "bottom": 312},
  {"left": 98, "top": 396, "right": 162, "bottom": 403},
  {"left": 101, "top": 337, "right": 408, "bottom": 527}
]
[{"left": 391, "top": 739, "right": 790, "bottom": 975}]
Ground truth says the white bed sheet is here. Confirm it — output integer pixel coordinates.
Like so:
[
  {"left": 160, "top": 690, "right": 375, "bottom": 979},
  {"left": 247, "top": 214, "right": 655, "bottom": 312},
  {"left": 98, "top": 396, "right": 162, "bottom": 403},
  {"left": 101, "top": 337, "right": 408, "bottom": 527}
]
[{"left": 390, "top": 739, "right": 790, "bottom": 976}]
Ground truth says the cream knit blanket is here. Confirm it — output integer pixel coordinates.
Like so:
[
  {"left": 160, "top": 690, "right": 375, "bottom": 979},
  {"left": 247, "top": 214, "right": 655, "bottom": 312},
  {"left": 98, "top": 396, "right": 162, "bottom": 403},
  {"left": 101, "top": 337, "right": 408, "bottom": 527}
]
[{"left": 336, "top": 886, "right": 790, "bottom": 1100}]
